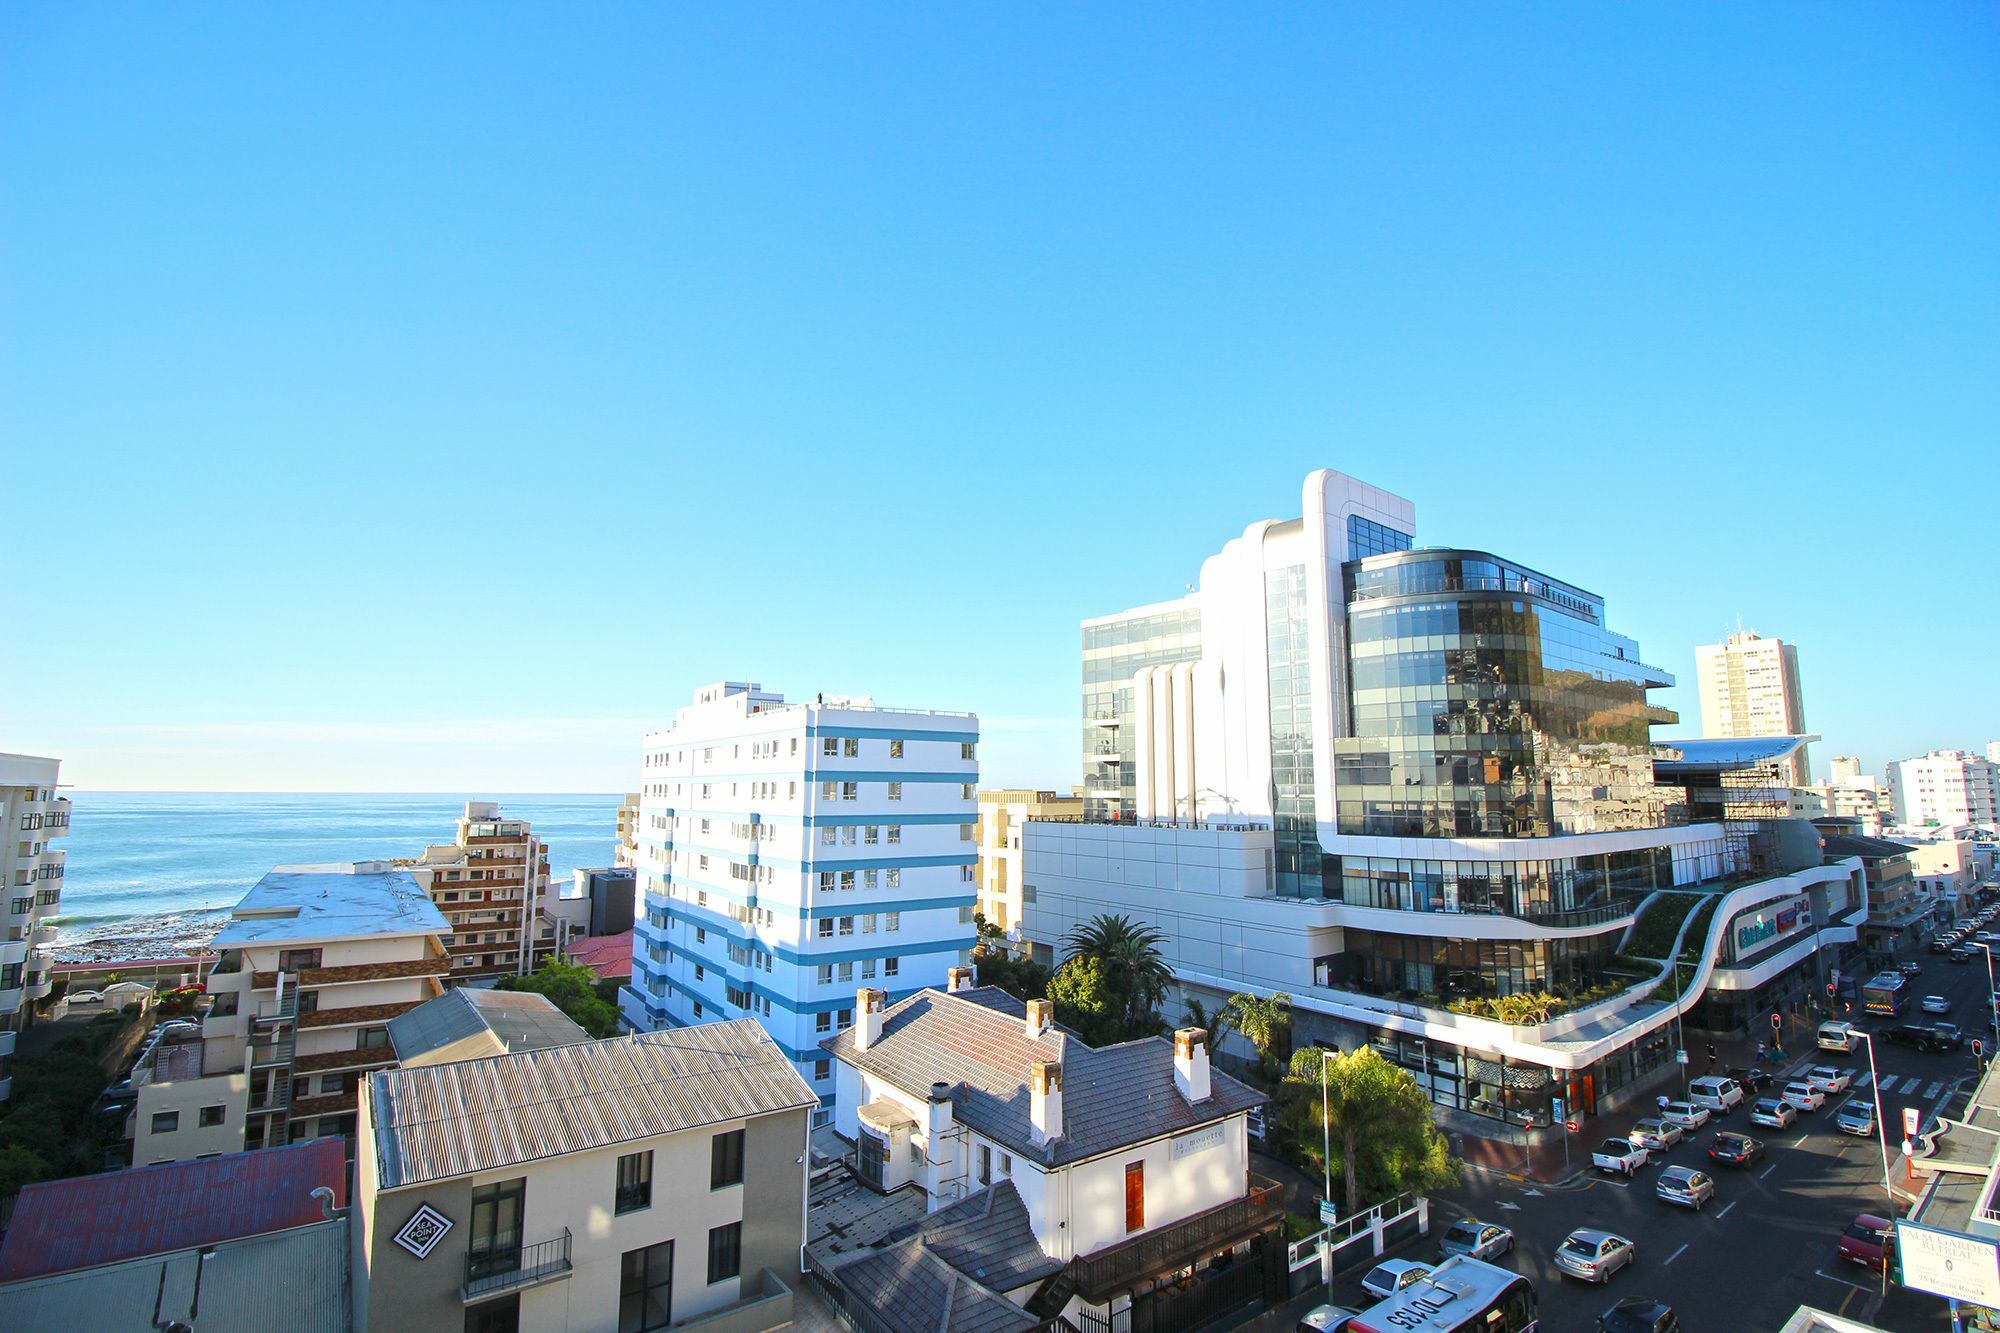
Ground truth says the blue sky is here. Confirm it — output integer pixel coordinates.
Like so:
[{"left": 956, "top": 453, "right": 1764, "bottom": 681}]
[{"left": 4, "top": 4, "right": 1995, "bottom": 792}]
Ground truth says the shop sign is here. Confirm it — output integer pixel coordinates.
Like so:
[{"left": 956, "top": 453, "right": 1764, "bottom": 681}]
[{"left": 1735, "top": 896, "right": 1814, "bottom": 953}]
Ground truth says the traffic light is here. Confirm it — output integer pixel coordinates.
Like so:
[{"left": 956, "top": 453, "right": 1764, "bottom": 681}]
[
  {"left": 1976, "top": 1039, "right": 1986, "bottom": 1062},
  {"left": 1827, "top": 981, "right": 1836, "bottom": 996},
  {"left": 1771, "top": 1013, "right": 1783, "bottom": 1032}
]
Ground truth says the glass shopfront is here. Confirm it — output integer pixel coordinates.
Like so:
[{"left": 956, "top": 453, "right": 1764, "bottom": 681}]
[
  {"left": 1350, "top": 1022, "right": 1677, "bottom": 1128},
  {"left": 1320, "top": 845, "right": 1696, "bottom": 921},
  {"left": 1320, "top": 927, "right": 1629, "bottom": 1003}
]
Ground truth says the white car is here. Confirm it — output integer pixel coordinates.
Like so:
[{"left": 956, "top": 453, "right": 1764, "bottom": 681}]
[
  {"left": 1296, "top": 1306, "right": 1361, "bottom": 1333},
  {"left": 1923, "top": 995, "right": 1952, "bottom": 1015},
  {"left": 1359, "top": 1259, "right": 1433, "bottom": 1301},
  {"left": 1750, "top": 1097, "right": 1799, "bottom": 1129},
  {"left": 1783, "top": 1080, "right": 1827, "bottom": 1111},
  {"left": 1628, "top": 1118, "right": 1684, "bottom": 1153},
  {"left": 1658, "top": 1099, "right": 1712, "bottom": 1131},
  {"left": 1807, "top": 1065, "right": 1853, "bottom": 1094},
  {"left": 65, "top": 989, "right": 105, "bottom": 1004},
  {"left": 1592, "top": 1138, "right": 1650, "bottom": 1176}
]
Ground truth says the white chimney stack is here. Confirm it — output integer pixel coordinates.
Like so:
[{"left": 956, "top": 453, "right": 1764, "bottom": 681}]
[
  {"left": 1030, "top": 1060, "right": 1064, "bottom": 1145},
  {"left": 855, "top": 987, "right": 885, "bottom": 1051},
  {"left": 1024, "top": 998, "right": 1054, "bottom": 1040},
  {"left": 946, "top": 965, "right": 976, "bottom": 993},
  {"left": 1173, "top": 1028, "right": 1211, "bottom": 1104},
  {"left": 924, "top": 1080, "right": 959, "bottom": 1211}
]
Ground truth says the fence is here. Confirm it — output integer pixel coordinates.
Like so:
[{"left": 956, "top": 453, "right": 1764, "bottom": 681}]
[{"left": 1285, "top": 1191, "right": 1431, "bottom": 1287}]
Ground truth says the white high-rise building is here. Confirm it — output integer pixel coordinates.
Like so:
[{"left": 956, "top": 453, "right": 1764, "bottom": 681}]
[
  {"left": 623, "top": 682, "right": 980, "bottom": 1121},
  {"left": 0, "top": 753, "right": 67, "bottom": 1093},
  {"left": 1887, "top": 750, "right": 2000, "bottom": 831},
  {"left": 1695, "top": 630, "right": 1811, "bottom": 784}
]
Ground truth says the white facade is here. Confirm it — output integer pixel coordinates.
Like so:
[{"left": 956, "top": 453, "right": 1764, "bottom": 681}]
[
  {"left": 1889, "top": 751, "right": 2000, "bottom": 831},
  {"left": 623, "top": 682, "right": 979, "bottom": 1119},
  {"left": 0, "top": 754, "right": 67, "bottom": 1083},
  {"left": 1694, "top": 631, "right": 1811, "bottom": 784}
]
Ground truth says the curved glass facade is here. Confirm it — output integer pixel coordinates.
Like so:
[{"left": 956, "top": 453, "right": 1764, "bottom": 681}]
[
  {"left": 1332, "top": 845, "right": 1694, "bottom": 925},
  {"left": 1320, "top": 927, "right": 1629, "bottom": 1003},
  {"left": 1334, "top": 550, "right": 1677, "bottom": 839}
]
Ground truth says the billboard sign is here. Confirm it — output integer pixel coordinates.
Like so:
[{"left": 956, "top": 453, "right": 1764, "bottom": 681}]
[{"left": 1896, "top": 1221, "right": 2000, "bottom": 1306}]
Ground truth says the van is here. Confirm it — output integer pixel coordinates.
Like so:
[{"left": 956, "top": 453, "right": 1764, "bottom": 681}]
[
  {"left": 1687, "top": 1075, "right": 1744, "bottom": 1113},
  {"left": 1818, "top": 1021, "right": 1855, "bottom": 1053}
]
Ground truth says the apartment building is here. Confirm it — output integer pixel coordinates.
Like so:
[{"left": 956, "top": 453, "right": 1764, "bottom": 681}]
[
  {"left": 130, "top": 862, "right": 450, "bottom": 1165},
  {"left": 397, "top": 801, "right": 560, "bottom": 983},
  {"left": 1694, "top": 630, "right": 1812, "bottom": 784},
  {"left": 1888, "top": 750, "right": 2000, "bottom": 831},
  {"left": 976, "top": 789, "right": 1082, "bottom": 945},
  {"left": 353, "top": 1018, "right": 815, "bottom": 1333},
  {"left": 1, "top": 753, "right": 68, "bottom": 1087},
  {"left": 616, "top": 792, "right": 641, "bottom": 870},
  {"left": 621, "top": 682, "right": 980, "bottom": 1122},
  {"left": 814, "top": 980, "right": 1281, "bottom": 1332}
]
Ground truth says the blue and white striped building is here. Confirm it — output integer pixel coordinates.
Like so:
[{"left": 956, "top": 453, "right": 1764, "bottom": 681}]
[{"left": 620, "top": 681, "right": 980, "bottom": 1121}]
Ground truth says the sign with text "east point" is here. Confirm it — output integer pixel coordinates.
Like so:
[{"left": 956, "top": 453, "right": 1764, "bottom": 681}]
[{"left": 1896, "top": 1220, "right": 2000, "bottom": 1306}]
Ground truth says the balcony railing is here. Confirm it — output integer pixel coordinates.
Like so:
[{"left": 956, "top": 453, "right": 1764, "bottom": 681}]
[
  {"left": 462, "top": 1230, "right": 573, "bottom": 1303},
  {"left": 1066, "top": 1177, "right": 1285, "bottom": 1302}
]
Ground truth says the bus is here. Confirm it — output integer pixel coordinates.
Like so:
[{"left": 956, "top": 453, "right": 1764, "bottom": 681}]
[
  {"left": 1861, "top": 971, "right": 1908, "bottom": 1018},
  {"left": 1348, "top": 1256, "right": 1538, "bottom": 1333}
]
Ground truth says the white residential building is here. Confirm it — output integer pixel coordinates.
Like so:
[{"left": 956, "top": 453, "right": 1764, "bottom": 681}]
[
  {"left": 1695, "top": 630, "right": 1811, "bottom": 785},
  {"left": 0, "top": 753, "right": 68, "bottom": 1092},
  {"left": 1888, "top": 750, "right": 2000, "bottom": 831},
  {"left": 622, "top": 682, "right": 980, "bottom": 1122},
  {"left": 976, "top": 788, "right": 1082, "bottom": 944}
]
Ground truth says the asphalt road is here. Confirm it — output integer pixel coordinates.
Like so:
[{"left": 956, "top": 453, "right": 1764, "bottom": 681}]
[{"left": 1303, "top": 933, "right": 1991, "bottom": 1331}]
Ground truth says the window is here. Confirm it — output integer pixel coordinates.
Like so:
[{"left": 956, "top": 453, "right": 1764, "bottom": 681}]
[
  {"left": 816, "top": 964, "right": 834, "bottom": 985},
  {"left": 711, "top": 1128, "right": 745, "bottom": 1188},
  {"left": 843, "top": 738, "right": 859, "bottom": 758},
  {"left": 465, "top": 1295, "right": 521, "bottom": 1333},
  {"left": 864, "top": 825, "right": 879, "bottom": 844},
  {"left": 999, "top": 1152, "right": 1013, "bottom": 1176},
  {"left": 817, "top": 918, "right": 834, "bottom": 939},
  {"left": 814, "top": 1059, "right": 831, "bottom": 1081},
  {"left": 278, "top": 947, "right": 322, "bottom": 972},
  {"left": 821, "top": 827, "right": 836, "bottom": 846},
  {"left": 959, "top": 905, "right": 975, "bottom": 925},
  {"left": 816, "top": 1011, "right": 833, "bottom": 1033},
  {"left": 864, "top": 869, "right": 878, "bottom": 890},
  {"left": 962, "top": 742, "right": 977, "bottom": 760},
  {"left": 838, "top": 915, "right": 855, "bottom": 936},
  {"left": 840, "top": 781, "right": 858, "bottom": 801},
  {"left": 707, "top": 1222, "right": 743, "bottom": 1284},
  {"left": 840, "top": 826, "right": 857, "bottom": 846},
  {"left": 199, "top": 1104, "right": 226, "bottom": 1128},
  {"left": 840, "top": 870, "right": 856, "bottom": 891},
  {"left": 822, "top": 737, "right": 839, "bottom": 757},
  {"left": 862, "top": 914, "right": 878, "bottom": 934},
  {"left": 962, "top": 785, "right": 976, "bottom": 801},
  {"left": 1125, "top": 1161, "right": 1145, "bottom": 1232},
  {"left": 886, "top": 868, "right": 901, "bottom": 888},
  {"left": 821, "top": 781, "right": 837, "bottom": 801},
  {"left": 616, "top": 1150, "right": 653, "bottom": 1214},
  {"left": 889, "top": 739, "right": 904, "bottom": 758},
  {"left": 960, "top": 822, "right": 975, "bottom": 839},
  {"left": 887, "top": 782, "right": 903, "bottom": 801},
  {"left": 884, "top": 957, "right": 900, "bottom": 977},
  {"left": 837, "top": 961, "right": 854, "bottom": 983},
  {"left": 885, "top": 911, "right": 901, "bottom": 932},
  {"left": 887, "top": 825, "right": 902, "bottom": 844},
  {"left": 469, "top": 1178, "right": 527, "bottom": 1280},
  {"left": 861, "top": 959, "right": 876, "bottom": 979},
  {"left": 979, "top": 1144, "right": 992, "bottom": 1185},
  {"left": 151, "top": 1110, "right": 179, "bottom": 1134},
  {"left": 620, "top": 1239, "right": 674, "bottom": 1332}
]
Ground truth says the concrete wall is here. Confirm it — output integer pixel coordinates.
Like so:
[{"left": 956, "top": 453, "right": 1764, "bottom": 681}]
[
  {"left": 1064, "top": 1118, "right": 1250, "bottom": 1258},
  {"left": 132, "top": 1070, "right": 247, "bottom": 1165},
  {"left": 740, "top": 1106, "right": 810, "bottom": 1283}
]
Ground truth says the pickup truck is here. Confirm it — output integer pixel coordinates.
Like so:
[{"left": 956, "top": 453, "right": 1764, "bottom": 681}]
[{"left": 1593, "top": 1138, "right": 1650, "bottom": 1176}]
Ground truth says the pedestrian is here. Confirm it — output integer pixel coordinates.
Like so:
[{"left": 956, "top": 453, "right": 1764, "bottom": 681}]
[
  {"left": 1657, "top": 1094, "right": 1669, "bottom": 1112},
  {"left": 1756, "top": 1039, "right": 1767, "bottom": 1062}
]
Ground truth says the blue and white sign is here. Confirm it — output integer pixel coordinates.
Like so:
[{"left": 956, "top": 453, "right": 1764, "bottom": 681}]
[
  {"left": 1319, "top": 1199, "right": 1339, "bottom": 1226},
  {"left": 1896, "top": 1220, "right": 2000, "bottom": 1306}
]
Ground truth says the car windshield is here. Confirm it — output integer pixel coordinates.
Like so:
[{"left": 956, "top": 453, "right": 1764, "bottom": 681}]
[
  {"left": 1662, "top": 1168, "right": 1692, "bottom": 1184},
  {"left": 1445, "top": 1223, "right": 1478, "bottom": 1243},
  {"left": 1717, "top": 1135, "right": 1742, "bottom": 1148},
  {"left": 1600, "top": 1139, "right": 1630, "bottom": 1153},
  {"left": 1560, "top": 1238, "right": 1597, "bottom": 1258},
  {"left": 1843, "top": 1222, "right": 1886, "bottom": 1244}
]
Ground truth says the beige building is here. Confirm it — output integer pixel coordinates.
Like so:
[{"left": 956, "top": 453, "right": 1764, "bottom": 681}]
[
  {"left": 353, "top": 1018, "right": 814, "bottom": 1333},
  {"left": 398, "top": 801, "right": 561, "bottom": 983},
  {"left": 1901, "top": 838, "right": 1982, "bottom": 917},
  {"left": 131, "top": 862, "right": 450, "bottom": 1165},
  {"left": 1695, "top": 630, "right": 1811, "bottom": 784},
  {"left": 976, "top": 788, "right": 1082, "bottom": 945},
  {"left": 0, "top": 753, "right": 68, "bottom": 1097},
  {"left": 615, "top": 792, "right": 640, "bottom": 870}
]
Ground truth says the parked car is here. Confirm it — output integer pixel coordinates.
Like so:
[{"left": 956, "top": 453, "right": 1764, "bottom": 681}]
[
  {"left": 1750, "top": 1097, "right": 1799, "bottom": 1129},
  {"left": 1724, "top": 1065, "right": 1772, "bottom": 1095},
  {"left": 1438, "top": 1219, "right": 1515, "bottom": 1262},
  {"left": 66, "top": 988, "right": 105, "bottom": 1004},
  {"left": 1838, "top": 1215, "right": 1897, "bottom": 1272},
  {"left": 1806, "top": 1065, "right": 1853, "bottom": 1094},
  {"left": 1297, "top": 1306, "right": 1361, "bottom": 1333},
  {"left": 1555, "top": 1229, "right": 1637, "bottom": 1284},
  {"left": 1658, "top": 1099, "right": 1711, "bottom": 1131},
  {"left": 1687, "top": 1075, "right": 1744, "bottom": 1114},
  {"left": 1359, "top": 1260, "right": 1433, "bottom": 1301},
  {"left": 1708, "top": 1132, "right": 1766, "bottom": 1167},
  {"left": 1655, "top": 1166, "right": 1717, "bottom": 1210},
  {"left": 1598, "top": 1297, "right": 1681, "bottom": 1333},
  {"left": 1594, "top": 1138, "right": 1651, "bottom": 1176},
  {"left": 1922, "top": 994, "right": 1952, "bottom": 1014},
  {"left": 1835, "top": 1100, "right": 1878, "bottom": 1137},
  {"left": 1782, "top": 1080, "right": 1826, "bottom": 1111},
  {"left": 1951, "top": 947, "right": 1974, "bottom": 964},
  {"left": 1628, "top": 1118, "right": 1683, "bottom": 1153},
  {"left": 1932, "top": 937, "right": 1955, "bottom": 954}
]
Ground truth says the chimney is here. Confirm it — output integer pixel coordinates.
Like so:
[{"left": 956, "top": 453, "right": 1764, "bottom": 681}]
[
  {"left": 1173, "top": 1028, "right": 1211, "bottom": 1103},
  {"left": 855, "top": 988, "right": 886, "bottom": 1051},
  {"left": 1024, "top": 998, "right": 1054, "bottom": 1040},
  {"left": 946, "top": 965, "right": 976, "bottom": 993},
  {"left": 1030, "top": 1061, "right": 1063, "bottom": 1145},
  {"left": 924, "top": 1080, "right": 959, "bottom": 1211}
]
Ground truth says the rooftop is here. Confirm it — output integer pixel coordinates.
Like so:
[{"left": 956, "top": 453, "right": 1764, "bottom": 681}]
[
  {"left": 1821, "top": 833, "right": 1918, "bottom": 861},
  {"left": 822, "top": 988, "right": 1265, "bottom": 1167},
  {"left": 386, "top": 987, "right": 591, "bottom": 1066},
  {"left": 213, "top": 861, "right": 449, "bottom": 947},
  {"left": 0, "top": 1138, "right": 345, "bottom": 1281},
  {"left": 1652, "top": 734, "right": 1818, "bottom": 775},
  {"left": 565, "top": 930, "right": 635, "bottom": 980},
  {"left": 369, "top": 1017, "right": 817, "bottom": 1190}
]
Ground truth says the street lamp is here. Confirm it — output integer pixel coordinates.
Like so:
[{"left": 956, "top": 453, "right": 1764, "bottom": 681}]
[
  {"left": 1846, "top": 1029, "right": 1899, "bottom": 1218},
  {"left": 1972, "top": 942, "right": 1999, "bottom": 1046}
]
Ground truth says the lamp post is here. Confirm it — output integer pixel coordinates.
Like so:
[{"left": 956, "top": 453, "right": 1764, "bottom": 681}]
[
  {"left": 1973, "top": 942, "right": 1999, "bottom": 1048},
  {"left": 1847, "top": 1029, "right": 1899, "bottom": 1217}
]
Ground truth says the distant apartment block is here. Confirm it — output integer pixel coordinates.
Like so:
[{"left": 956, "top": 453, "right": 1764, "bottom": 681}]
[
  {"left": 976, "top": 788, "right": 1082, "bottom": 945},
  {"left": 622, "top": 682, "right": 980, "bottom": 1122},
  {"left": 130, "top": 862, "right": 449, "bottom": 1164},
  {"left": 1695, "top": 630, "right": 1811, "bottom": 784},
  {"left": 0, "top": 752, "right": 67, "bottom": 1095},
  {"left": 396, "top": 801, "right": 560, "bottom": 982},
  {"left": 616, "top": 791, "right": 641, "bottom": 870},
  {"left": 1080, "top": 599, "right": 1202, "bottom": 819},
  {"left": 1888, "top": 750, "right": 2000, "bottom": 831}
]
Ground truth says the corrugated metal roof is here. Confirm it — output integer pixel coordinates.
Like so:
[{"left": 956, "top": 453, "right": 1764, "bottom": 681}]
[
  {"left": 370, "top": 1018, "right": 817, "bottom": 1190},
  {"left": 0, "top": 1216, "right": 350, "bottom": 1333},
  {"left": 0, "top": 1138, "right": 346, "bottom": 1281},
  {"left": 387, "top": 987, "right": 590, "bottom": 1064}
]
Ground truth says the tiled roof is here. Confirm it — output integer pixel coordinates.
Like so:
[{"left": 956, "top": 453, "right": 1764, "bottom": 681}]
[
  {"left": 0, "top": 1139, "right": 345, "bottom": 1281},
  {"left": 566, "top": 931, "right": 634, "bottom": 979},
  {"left": 822, "top": 989, "right": 1265, "bottom": 1167},
  {"left": 906, "top": 1181, "right": 1062, "bottom": 1291},
  {"left": 831, "top": 1236, "right": 1043, "bottom": 1333},
  {"left": 369, "top": 1018, "right": 817, "bottom": 1190}
]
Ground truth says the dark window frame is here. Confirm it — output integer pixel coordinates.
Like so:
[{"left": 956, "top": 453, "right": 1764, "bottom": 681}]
[
  {"left": 616, "top": 1149, "right": 654, "bottom": 1214},
  {"left": 710, "top": 1128, "right": 745, "bottom": 1189},
  {"left": 619, "top": 1239, "right": 674, "bottom": 1332},
  {"left": 706, "top": 1221, "right": 742, "bottom": 1285}
]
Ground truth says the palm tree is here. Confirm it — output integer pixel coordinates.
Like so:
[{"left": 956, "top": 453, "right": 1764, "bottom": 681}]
[
  {"left": 1225, "top": 990, "right": 1293, "bottom": 1078},
  {"left": 1180, "top": 996, "right": 1235, "bottom": 1055},
  {"left": 1063, "top": 913, "right": 1172, "bottom": 1038}
]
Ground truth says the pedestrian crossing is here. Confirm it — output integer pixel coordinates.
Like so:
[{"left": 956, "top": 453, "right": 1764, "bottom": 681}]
[{"left": 1848, "top": 1072, "right": 1944, "bottom": 1099}]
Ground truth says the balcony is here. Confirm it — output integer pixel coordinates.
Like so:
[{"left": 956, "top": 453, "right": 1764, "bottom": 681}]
[
  {"left": 462, "top": 1230, "right": 573, "bottom": 1304},
  {"left": 0, "top": 1029, "right": 15, "bottom": 1057},
  {"left": 1065, "top": 1177, "right": 1286, "bottom": 1303}
]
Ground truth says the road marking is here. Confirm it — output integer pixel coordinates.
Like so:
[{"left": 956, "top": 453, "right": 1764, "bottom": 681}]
[
  {"left": 1495, "top": 1201, "right": 1522, "bottom": 1211},
  {"left": 1926, "top": 1081, "right": 1943, "bottom": 1098},
  {"left": 1715, "top": 1201, "right": 1737, "bottom": 1219},
  {"left": 1792, "top": 1134, "right": 1810, "bottom": 1148},
  {"left": 1759, "top": 1163, "right": 1777, "bottom": 1179},
  {"left": 1664, "top": 1243, "right": 1689, "bottom": 1266},
  {"left": 1853, "top": 1073, "right": 1873, "bottom": 1089},
  {"left": 1815, "top": 1267, "right": 1880, "bottom": 1294}
]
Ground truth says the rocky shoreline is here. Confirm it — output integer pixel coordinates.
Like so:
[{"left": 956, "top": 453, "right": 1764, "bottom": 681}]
[{"left": 51, "top": 908, "right": 228, "bottom": 964}]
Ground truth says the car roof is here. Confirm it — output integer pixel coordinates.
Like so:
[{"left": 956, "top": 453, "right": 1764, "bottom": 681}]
[
  {"left": 1854, "top": 1213, "right": 1893, "bottom": 1228},
  {"left": 1660, "top": 1165, "right": 1700, "bottom": 1178},
  {"left": 1372, "top": 1258, "right": 1429, "bottom": 1273},
  {"left": 1568, "top": 1228, "right": 1621, "bottom": 1243}
]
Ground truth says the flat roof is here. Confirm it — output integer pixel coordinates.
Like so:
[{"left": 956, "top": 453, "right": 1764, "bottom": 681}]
[
  {"left": 213, "top": 863, "right": 448, "bottom": 946},
  {"left": 1652, "top": 735, "right": 1818, "bottom": 774}
]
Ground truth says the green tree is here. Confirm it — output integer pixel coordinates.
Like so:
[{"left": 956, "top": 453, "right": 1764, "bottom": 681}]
[
  {"left": 1062, "top": 914, "right": 1171, "bottom": 1038},
  {"left": 1224, "top": 990, "right": 1293, "bottom": 1080},
  {"left": 496, "top": 956, "right": 619, "bottom": 1038},
  {"left": 1045, "top": 955, "right": 1125, "bottom": 1047},
  {"left": 1179, "top": 996, "right": 1234, "bottom": 1055},
  {"left": 1280, "top": 1046, "right": 1459, "bottom": 1216},
  {"left": 970, "top": 946, "right": 1051, "bottom": 1002},
  {"left": 972, "top": 910, "right": 1006, "bottom": 949}
]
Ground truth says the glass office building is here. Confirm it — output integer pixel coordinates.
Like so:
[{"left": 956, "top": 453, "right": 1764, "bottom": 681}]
[{"left": 1079, "top": 600, "right": 1201, "bottom": 818}]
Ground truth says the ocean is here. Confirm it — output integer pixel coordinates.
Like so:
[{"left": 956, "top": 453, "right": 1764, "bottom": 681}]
[{"left": 49, "top": 793, "right": 623, "bottom": 961}]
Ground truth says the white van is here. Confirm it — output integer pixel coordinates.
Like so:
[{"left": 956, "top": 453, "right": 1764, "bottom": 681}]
[
  {"left": 1818, "top": 1021, "right": 1855, "bottom": 1053},
  {"left": 1688, "top": 1075, "right": 1744, "bottom": 1113}
]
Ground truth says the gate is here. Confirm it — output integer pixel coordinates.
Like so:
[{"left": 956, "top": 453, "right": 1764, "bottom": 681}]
[{"left": 1132, "top": 1240, "right": 1276, "bottom": 1333}]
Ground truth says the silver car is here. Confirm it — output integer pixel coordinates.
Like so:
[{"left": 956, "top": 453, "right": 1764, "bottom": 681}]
[
  {"left": 1655, "top": 1165, "right": 1717, "bottom": 1210},
  {"left": 1438, "top": 1219, "right": 1516, "bottom": 1261},
  {"left": 1555, "top": 1228, "right": 1636, "bottom": 1283},
  {"left": 1628, "top": 1117, "right": 1684, "bottom": 1153}
]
